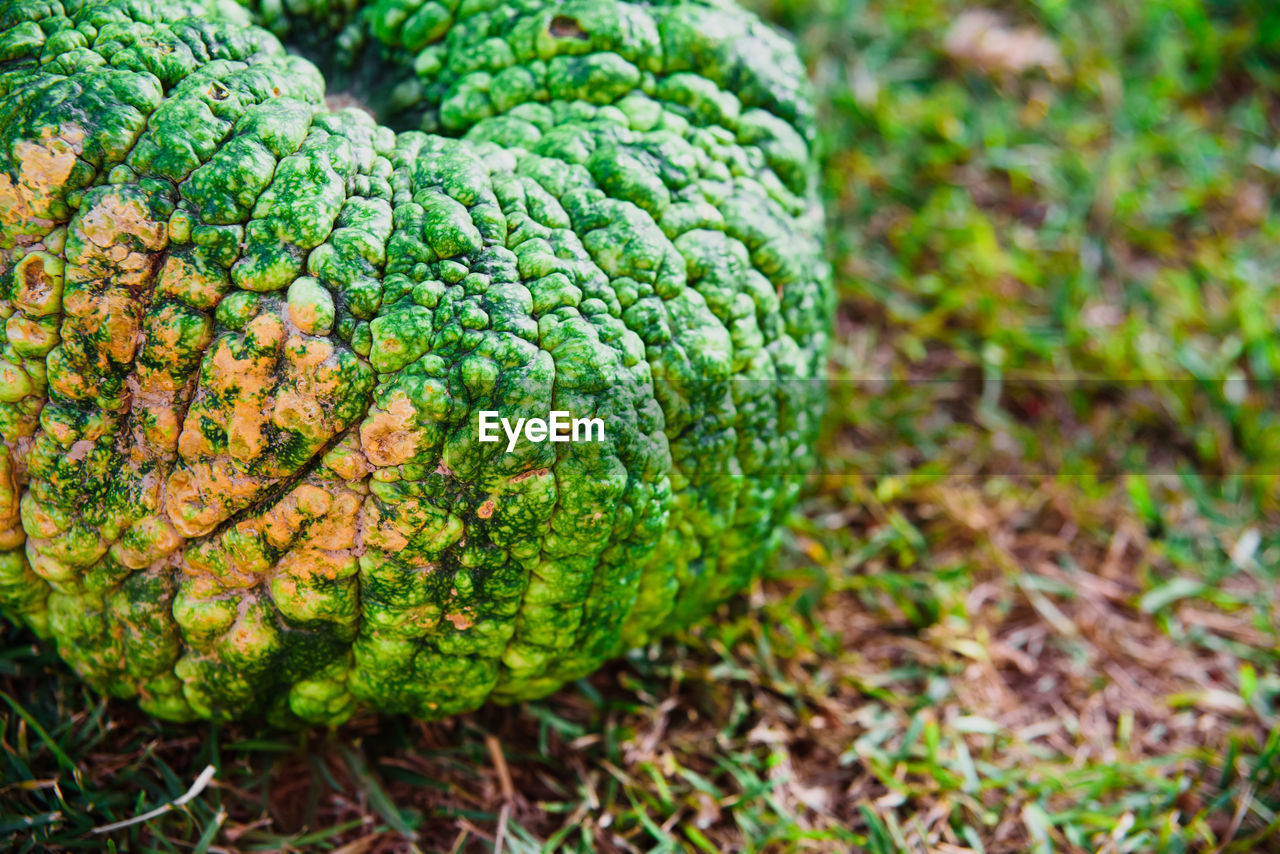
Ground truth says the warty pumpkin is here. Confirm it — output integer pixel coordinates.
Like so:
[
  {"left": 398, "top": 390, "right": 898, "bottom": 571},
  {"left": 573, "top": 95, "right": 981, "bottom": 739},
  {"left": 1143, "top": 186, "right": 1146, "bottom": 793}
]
[{"left": 0, "top": 0, "right": 830, "bottom": 723}]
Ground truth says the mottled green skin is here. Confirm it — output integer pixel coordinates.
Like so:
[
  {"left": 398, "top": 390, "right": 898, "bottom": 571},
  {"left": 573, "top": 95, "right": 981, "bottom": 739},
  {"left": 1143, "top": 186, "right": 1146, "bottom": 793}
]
[{"left": 0, "top": 0, "right": 830, "bottom": 723}]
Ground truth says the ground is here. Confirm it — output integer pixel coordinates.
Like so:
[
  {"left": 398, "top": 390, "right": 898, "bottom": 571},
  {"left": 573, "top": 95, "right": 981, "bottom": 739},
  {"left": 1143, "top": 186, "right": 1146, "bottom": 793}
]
[{"left": 3, "top": 0, "right": 1279, "bottom": 851}]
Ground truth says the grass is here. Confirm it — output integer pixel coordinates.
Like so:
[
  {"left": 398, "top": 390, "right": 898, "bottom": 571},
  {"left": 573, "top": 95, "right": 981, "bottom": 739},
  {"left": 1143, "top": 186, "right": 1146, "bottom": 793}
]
[{"left": 4, "top": 0, "right": 1280, "bottom": 850}]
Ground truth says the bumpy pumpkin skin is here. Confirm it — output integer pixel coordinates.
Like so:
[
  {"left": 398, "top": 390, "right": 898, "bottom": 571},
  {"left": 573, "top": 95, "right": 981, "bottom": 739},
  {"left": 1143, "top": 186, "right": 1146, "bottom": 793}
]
[{"left": 0, "top": 0, "right": 830, "bottom": 724}]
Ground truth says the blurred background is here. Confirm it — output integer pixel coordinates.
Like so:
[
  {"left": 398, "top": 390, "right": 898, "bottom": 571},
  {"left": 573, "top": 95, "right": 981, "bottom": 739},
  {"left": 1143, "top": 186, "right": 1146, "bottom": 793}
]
[{"left": 4, "top": 1, "right": 1279, "bottom": 851}]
